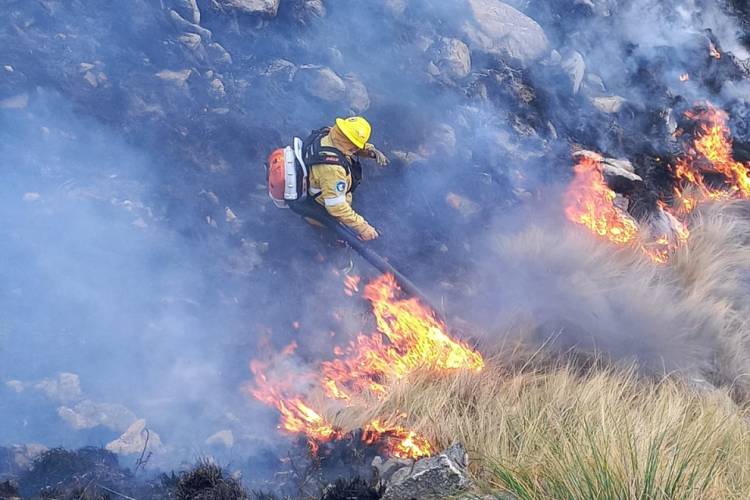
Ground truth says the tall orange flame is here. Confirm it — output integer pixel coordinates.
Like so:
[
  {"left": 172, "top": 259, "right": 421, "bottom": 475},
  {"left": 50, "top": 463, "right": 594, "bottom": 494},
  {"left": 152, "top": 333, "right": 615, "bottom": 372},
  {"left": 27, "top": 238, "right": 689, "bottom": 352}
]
[
  {"left": 563, "top": 155, "right": 639, "bottom": 245},
  {"left": 248, "top": 274, "right": 483, "bottom": 459},
  {"left": 674, "top": 106, "right": 750, "bottom": 210}
]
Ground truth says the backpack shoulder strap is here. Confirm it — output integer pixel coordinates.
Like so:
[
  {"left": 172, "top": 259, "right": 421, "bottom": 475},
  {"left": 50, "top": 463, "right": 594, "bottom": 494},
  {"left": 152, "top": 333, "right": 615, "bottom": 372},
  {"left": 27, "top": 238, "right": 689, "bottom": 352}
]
[{"left": 302, "top": 128, "right": 351, "bottom": 175}]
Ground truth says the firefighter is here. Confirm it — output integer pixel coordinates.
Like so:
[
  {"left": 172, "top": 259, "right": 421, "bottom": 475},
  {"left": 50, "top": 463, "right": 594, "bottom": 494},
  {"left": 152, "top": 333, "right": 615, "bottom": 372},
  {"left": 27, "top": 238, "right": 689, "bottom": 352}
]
[{"left": 300, "top": 116, "right": 389, "bottom": 240}]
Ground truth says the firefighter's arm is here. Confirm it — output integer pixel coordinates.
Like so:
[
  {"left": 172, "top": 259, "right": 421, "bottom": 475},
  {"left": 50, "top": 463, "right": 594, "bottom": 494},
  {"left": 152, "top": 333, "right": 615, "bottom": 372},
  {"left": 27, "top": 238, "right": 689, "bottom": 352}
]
[
  {"left": 358, "top": 143, "right": 389, "bottom": 166},
  {"left": 317, "top": 165, "right": 378, "bottom": 239}
]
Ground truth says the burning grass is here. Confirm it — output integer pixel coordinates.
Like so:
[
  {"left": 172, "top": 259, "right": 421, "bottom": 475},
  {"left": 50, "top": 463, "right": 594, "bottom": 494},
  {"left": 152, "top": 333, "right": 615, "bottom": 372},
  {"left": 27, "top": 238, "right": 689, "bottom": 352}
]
[{"left": 330, "top": 359, "right": 750, "bottom": 499}]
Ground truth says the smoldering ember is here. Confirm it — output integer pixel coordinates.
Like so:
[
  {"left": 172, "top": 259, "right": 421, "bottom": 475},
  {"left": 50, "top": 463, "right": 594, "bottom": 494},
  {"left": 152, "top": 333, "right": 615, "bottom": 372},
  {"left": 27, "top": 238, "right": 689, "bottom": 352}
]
[{"left": 5, "top": 0, "right": 750, "bottom": 499}]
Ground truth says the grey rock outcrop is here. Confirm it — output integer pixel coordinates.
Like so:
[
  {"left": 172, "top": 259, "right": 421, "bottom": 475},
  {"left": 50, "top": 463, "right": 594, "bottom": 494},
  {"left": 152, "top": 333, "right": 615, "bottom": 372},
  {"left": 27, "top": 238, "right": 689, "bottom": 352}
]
[
  {"left": 375, "top": 443, "right": 471, "bottom": 500},
  {"left": 462, "top": 0, "right": 549, "bottom": 66}
]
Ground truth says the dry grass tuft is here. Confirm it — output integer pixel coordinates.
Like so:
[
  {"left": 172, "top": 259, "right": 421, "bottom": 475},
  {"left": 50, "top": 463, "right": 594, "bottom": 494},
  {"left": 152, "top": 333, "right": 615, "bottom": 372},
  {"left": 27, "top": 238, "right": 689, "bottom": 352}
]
[
  {"left": 329, "top": 360, "right": 750, "bottom": 499},
  {"left": 322, "top": 201, "right": 750, "bottom": 498}
]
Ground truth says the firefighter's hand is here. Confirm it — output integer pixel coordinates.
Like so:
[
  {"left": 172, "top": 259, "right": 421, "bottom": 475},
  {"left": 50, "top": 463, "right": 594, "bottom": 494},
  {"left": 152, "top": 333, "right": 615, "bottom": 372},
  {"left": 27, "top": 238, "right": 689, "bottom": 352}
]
[
  {"left": 365, "top": 144, "right": 389, "bottom": 166},
  {"left": 358, "top": 224, "right": 380, "bottom": 241}
]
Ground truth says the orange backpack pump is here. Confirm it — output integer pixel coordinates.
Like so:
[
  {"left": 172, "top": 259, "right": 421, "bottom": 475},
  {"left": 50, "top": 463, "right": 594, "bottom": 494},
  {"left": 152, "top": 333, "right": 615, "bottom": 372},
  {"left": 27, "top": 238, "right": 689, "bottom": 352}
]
[{"left": 266, "top": 137, "right": 307, "bottom": 208}]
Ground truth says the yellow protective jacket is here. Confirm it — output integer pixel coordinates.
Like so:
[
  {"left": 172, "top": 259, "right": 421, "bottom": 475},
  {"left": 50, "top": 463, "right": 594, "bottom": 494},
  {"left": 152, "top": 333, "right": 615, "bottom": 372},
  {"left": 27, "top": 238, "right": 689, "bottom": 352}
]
[{"left": 308, "top": 134, "right": 370, "bottom": 234}]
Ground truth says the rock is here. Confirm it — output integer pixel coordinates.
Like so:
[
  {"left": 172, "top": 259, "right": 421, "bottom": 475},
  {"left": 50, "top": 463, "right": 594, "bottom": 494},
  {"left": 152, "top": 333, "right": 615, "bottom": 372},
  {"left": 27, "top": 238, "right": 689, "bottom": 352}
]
[
  {"left": 216, "top": 0, "right": 280, "bottom": 16},
  {"left": 210, "top": 78, "right": 226, "bottom": 99},
  {"left": 429, "top": 37, "right": 472, "bottom": 81},
  {"left": 380, "top": 443, "right": 471, "bottom": 500},
  {"left": 261, "top": 58, "right": 297, "bottom": 81},
  {"left": 156, "top": 69, "right": 193, "bottom": 88},
  {"left": 0, "top": 93, "right": 28, "bottom": 110},
  {"left": 169, "top": 9, "right": 212, "bottom": 40},
  {"left": 173, "top": 0, "right": 201, "bottom": 24},
  {"left": 462, "top": 0, "right": 549, "bottom": 67},
  {"left": 344, "top": 73, "right": 370, "bottom": 112},
  {"left": 206, "top": 430, "right": 235, "bottom": 448},
  {"left": 591, "top": 95, "right": 626, "bottom": 113},
  {"left": 561, "top": 50, "right": 585, "bottom": 94},
  {"left": 295, "top": 66, "right": 347, "bottom": 102},
  {"left": 207, "top": 42, "right": 233, "bottom": 66},
  {"left": 179, "top": 33, "right": 203, "bottom": 50},
  {"left": 373, "top": 456, "right": 415, "bottom": 483},
  {"left": 106, "top": 419, "right": 163, "bottom": 455}
]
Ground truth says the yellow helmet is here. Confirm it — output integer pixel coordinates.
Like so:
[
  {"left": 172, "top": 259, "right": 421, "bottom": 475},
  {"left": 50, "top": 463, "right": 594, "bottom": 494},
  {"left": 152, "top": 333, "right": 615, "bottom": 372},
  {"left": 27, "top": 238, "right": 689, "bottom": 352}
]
[{"left": 335, "top": 116, "right": 371, "bottom": 149}]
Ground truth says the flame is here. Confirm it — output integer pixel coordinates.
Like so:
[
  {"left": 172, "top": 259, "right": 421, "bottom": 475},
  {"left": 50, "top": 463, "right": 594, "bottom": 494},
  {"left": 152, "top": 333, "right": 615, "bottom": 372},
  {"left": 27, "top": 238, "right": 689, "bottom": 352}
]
[
  {"left": 564, "top": 103, "right": 750, "bottom": 264},
  {"left": 249, "top": 274, "right": 483, "bottom": 459},
  {"left": 563, "top": 155, "right": 685, "bottom": 263},
  {"left": 563, "top": 155, "right": 639, "bottom": 245},
  {"left": 675, "top": 106, "right": 750, "bottom": 204},
  {"left": 363, "top": 418, "right": 432, "bottom": 458}
]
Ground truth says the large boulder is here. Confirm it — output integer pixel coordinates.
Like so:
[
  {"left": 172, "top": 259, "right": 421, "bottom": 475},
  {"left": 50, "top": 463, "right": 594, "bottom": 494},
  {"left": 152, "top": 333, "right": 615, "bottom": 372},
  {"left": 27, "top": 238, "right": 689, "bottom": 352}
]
[
  {"left": 216, "top": 0, "right": 280, "bottom": 16},
  {"left": 462, "top": 0, "right": 549, "bottom": 66}
]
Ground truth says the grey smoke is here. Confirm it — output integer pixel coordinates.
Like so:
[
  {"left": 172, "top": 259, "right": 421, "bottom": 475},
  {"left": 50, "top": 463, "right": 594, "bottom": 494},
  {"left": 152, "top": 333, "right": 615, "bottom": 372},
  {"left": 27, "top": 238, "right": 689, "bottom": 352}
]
[{"left": 1, "top": 0, "right": 750, "bottom": 480}]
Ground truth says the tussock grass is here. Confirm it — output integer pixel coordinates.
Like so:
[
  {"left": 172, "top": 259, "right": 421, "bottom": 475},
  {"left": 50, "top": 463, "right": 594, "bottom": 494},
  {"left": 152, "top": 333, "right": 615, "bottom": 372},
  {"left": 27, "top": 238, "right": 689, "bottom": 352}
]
[
  {"left": 325, "top": 202, "right": 750, "bottom": 498},
  {"left": 329, "top": 361, "right": 750, "bottom": 499}
]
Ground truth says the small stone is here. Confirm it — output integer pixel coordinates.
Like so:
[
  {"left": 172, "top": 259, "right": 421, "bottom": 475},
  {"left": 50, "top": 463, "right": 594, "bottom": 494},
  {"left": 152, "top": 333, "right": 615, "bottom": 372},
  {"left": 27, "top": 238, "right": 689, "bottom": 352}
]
[
  {"left": 591, "top": 95, "right": 625, "bottom": 113},
  {"left": 83, "top": 71, "right": 98, "bottom": 87},
  {"left": 3, "top": 65, "right": 13, "bottom": 72},
  {"left": 210, "top": 78, "right": 226, "bottom": 98},
  {"left": 23, "top": 192, "right": 41, "bottom": 202},
  {"left": 207, "top": 42, "right": 233, "bottom": 65},
  {"left": 179, "top": 33, "right": 203, "bottom": 50},
  {"left": 156, "top": 69, "right": 192, "bottom": 87}
]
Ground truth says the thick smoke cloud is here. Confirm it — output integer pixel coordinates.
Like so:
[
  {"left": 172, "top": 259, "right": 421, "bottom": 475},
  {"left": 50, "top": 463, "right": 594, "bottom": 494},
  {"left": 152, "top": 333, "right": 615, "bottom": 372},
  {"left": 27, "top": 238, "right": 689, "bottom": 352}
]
[{"left": 2, "top": 0, "right": 750, "bottom": 481}]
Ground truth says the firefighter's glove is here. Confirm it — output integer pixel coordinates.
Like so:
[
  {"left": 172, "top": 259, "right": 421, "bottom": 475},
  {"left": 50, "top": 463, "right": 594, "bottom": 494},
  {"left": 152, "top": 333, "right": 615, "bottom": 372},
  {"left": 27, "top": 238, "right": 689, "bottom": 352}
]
[
  {"left": 365, "top": 144, "right": 390, "bottom": 166},
  {"left": 358, "top": 224, "right": 380, "bottom": 241}
]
